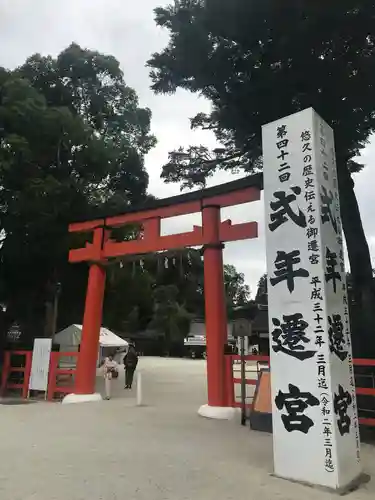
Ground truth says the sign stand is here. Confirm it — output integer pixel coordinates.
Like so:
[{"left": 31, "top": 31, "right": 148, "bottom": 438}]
[
  {"left": 240, "top": 335, "right": 246, "bottom": 425},
  {"left": 250, "top": 368, "right": 272, "bottom": 433},
  {"left": 232, "top": 318, "right": 251, "bottom": 426}
]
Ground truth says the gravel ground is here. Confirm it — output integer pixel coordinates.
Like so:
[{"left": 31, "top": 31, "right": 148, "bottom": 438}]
[{"left": 0, "top": 357, "right": 373, "bottom": 500}]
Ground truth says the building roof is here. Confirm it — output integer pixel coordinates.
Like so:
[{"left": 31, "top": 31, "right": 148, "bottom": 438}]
[{"left": 55, "top": 324, "right": 128, "bottom": 348}]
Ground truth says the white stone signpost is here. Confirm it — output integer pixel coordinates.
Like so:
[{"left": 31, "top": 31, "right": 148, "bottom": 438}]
[
  {"left": 262, "top": 108, "right": 362, "bottom": 491},
  {"left": 29, "top": 338, "right": 52, "bottom": 394}
]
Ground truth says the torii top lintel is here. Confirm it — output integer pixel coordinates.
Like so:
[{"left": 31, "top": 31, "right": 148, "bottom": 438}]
[{"left": 69, "top": 174, "right": 263, "bottom": 263}]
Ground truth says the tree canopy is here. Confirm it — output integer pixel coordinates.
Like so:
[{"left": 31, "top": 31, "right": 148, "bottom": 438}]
[
  {"left": 149, "top": 0, "right": 375, "bottom": 185},
  {"left": 223, "top": 264, "right": 250, "bottom": 307},
  {"left": 148, "top": 0, "right": 375, "bottom": 355},
  {"left": 0, "top": 43, "right": 156, "bottom": 342},
  {"left": 0, "top": 43, "right": 252, "bottom": 351},
  {"left": 255, "top": 273, "right": 267, "bottom": 306},
  {"left": 103, "top": 250, "right": 251, "bottom": 337}
]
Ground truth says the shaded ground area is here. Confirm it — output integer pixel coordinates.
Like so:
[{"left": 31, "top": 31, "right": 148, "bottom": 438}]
[{"left": 0, "top": 357, "right": 374, "bottom": 500}]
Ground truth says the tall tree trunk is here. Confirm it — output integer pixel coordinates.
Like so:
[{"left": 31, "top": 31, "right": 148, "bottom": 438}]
[{"left": 338, "top": 162, "right": 375, "bottom": 358}]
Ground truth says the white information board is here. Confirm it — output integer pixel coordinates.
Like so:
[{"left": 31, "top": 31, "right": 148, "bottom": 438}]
[
  {"left": 262, "top": 108, "right": 361, "bottom": 490},
  {"left": 29, "top": 338, "right": 52, "bottom": 392}
]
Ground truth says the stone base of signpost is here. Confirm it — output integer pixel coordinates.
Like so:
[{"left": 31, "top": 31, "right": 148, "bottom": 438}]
[
  {"left": 62, "top": 393, "right": 102, "bottom": 404},
  {"left": 271, "top": 471, "right": 370, "bottom": 496},
  {"left": 198, "top": 404, "right": 237, "bottom": 420}
]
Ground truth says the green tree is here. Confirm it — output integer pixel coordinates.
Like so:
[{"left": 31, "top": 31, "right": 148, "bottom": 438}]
[
  {"left": 149, "top": 284, "right": 192, "bottom": 354},
  {"left": 255, "top": 273, "right": 268, "bottom": 306},
  {"left": 0, "top": 44, "right": 156, "bottom": 342},
  {"left": 148, "top": 0, "right": 375, "bottom": 355},
  {"left": 150, "top": 249, "right": 205, "bottom": 315},
  {"left": 223, "top": 264, "right": 250, "bottom": 308},
  {"left": 151, "top": 250, "right": 250, "bottom": 316},
  {"left": 103, "top": 265, "right": 155, "bottom": 333}
]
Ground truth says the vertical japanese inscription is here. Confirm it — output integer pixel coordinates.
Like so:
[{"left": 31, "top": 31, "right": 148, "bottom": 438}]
[
  {"left": 325, "top": 247, "right": 341, "bottom": 293},
  {"left": 334, "top": 384, "right": 352, "bottom": 436},
  {"left": 270, "top": 250, "right": 309, "bottom": 293},
  {"left": 271, "top": 313, "right": 316, "bottom": 360},
  {"left": 276, "top": 125, "right": 291, "bottom": 183},
  {"left": 304, "top": 122, "right": 338, "bottom": 474},
  {"left": 316, "top": 122, "right": 335, "bottom": 473},
  {"left": 328, "top": 314, "right": 348, "bottom": 361},
  {"left": 269, "top": 125, "right": 310, "bottom": 293},
  {"left": 301, "top": 130, "right": 320, "bottom": 266},
  {"left": 269, "top": 123, "right": 317, "bottom": 437},
  {"left": 264, "top": 110, "right": 362, "bottom": 485},
  {"left": 275, "top": 384, "right": 319, "bottom": 434},
  {"left": 317, "top": 353, "right": 335, "bottom": 473},
  {"left": 268, "top": 187, "right": 306, "bottom": 232},
  {"left": 319, "top": 118, "right": 360, "bottom": 462}
]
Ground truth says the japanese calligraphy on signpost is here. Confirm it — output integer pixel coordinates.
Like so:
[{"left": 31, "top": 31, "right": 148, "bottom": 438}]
[{"left": 262, "top": 108, "right": 361, "bottom": 490}]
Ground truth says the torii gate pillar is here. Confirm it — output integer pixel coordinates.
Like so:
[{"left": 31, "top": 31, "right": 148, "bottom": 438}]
[
  {"left": 75, "top": 263, "right": 106, "bottom": 395},
  {"left": 66, "top": 175, "right": 262, "bottom": 410},
  {"left": 198, "top": 205, "right": 233, "bottom": 418}
]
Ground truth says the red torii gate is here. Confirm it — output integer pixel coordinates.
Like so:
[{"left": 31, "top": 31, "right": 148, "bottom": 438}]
[{"left": 68, "top": 174, "right": 262, "bottom": 411}]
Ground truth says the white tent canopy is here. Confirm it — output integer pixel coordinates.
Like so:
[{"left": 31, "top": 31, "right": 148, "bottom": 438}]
[{"left": 54, "top": 324, "right": 128, "bottom": 349}]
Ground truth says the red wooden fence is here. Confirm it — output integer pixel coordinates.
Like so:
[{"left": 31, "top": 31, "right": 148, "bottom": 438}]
[
  {"left": 1, "top": 350, "right": 77, "bottom": 401},
  {"left": 47, "top": 352, "right": 78, "bottom": 401},
  {"left": 225, "top": 354, "right": 375, "bottom": 427},
  {"left": 0, "top": 351, "right": 32, "bottom": 398}
]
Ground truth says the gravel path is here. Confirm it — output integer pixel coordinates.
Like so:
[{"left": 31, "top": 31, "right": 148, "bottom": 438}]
[{"left": 0, "top": 357, "right": 373, "bottom": 500}]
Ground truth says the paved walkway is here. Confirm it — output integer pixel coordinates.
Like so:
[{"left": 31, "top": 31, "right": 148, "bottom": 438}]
[{"left": 1, "top": 357, "right": 374, "bottom": 500}]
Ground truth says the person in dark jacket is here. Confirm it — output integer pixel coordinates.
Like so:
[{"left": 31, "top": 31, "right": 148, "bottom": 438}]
[{"left": 123, "top": 344, "right": 138, "bottom": 389}]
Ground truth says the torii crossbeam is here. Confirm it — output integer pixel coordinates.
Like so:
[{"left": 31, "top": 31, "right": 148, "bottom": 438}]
[{"left": 68, "top": 174, "right": 262, "bottom": 412}]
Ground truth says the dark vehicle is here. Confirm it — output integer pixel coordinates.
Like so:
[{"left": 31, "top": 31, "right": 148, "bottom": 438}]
[
  {"left": 183, "top": 335, "right": 236, "bottom": 359},
  {"left": 184, "top": 336, "right": 207, "bottom": 359}
]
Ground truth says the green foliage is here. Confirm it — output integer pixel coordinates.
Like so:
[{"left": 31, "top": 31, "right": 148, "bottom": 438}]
[
  {"left": 223, "top": 264, "right": 250, "bottom": 307},
  {"left": 149, "top": 284, "right": 193, "bottom": 352},
  {"left": 103, "top": 265, "right": 155, "bottom": 333},
  {"left": 149, "top": 248, "right": 205, "bottom": 316},
  {"left": 103, "top": 251, "right": 251, "bottom": 346},
  {"left": 255, "top": 273, "right": 267, "bottom": 305},
  {"left": 149, "top": 250, "right": 250, "bottom": 315},
  {"left": 0, "top": 44, "right": 156, "bottom": 339},
  {"left": 149, "top": 0, "right": 375, "bottom": 187},
  {"left": 0, "top": 41, "right": 259, "bottom": 349},
  {"left": 148, "top": 0, "right": 375, "bottom": 355}
]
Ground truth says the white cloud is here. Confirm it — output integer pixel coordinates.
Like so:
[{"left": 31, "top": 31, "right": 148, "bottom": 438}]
[{"left": 0, "top": 0, "right": 374, "bottom": 295}]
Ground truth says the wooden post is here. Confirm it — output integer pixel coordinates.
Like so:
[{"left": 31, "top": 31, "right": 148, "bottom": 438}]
[
  {"left": 75, "top": 263, "right": 106, "bottom": 394},
  {"left": 202, "top": 205, "right": 227, "bottom": 407}
]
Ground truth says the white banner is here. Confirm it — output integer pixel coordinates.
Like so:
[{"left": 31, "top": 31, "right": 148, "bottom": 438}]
[
  {"left": 29, "top": 338, "right": 52, "bottom": 392},
  {"left": 262, "top": 108, "right": 361, "bottom": 490}
]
